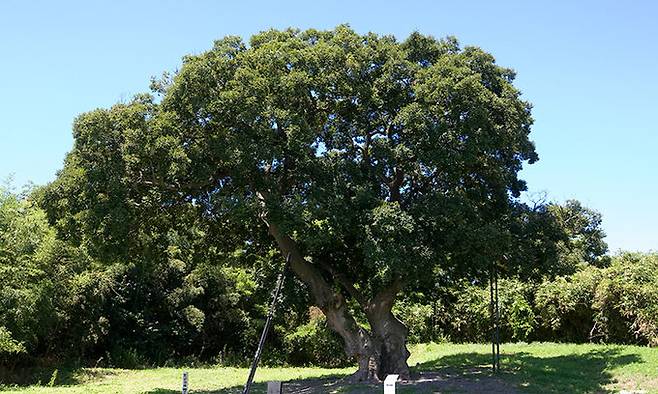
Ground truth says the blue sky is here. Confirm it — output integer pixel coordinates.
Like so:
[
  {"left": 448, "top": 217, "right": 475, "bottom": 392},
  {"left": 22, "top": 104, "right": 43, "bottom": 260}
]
[{"left": 1, "top": 0, "right": 656, "bottom": 252}]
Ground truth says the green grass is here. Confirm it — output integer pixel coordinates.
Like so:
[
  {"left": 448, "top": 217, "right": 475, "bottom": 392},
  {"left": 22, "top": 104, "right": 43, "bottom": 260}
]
[
  {"left": 2, "top": 343, "right": 657, "bottom": 393},
  {"left": 411, "top": 342, "right": 658, "bottom": 393}
]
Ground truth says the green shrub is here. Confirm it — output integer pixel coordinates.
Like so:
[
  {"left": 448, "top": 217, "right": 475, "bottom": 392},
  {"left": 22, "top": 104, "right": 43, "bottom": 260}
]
[
  {"left": 447, "top": 284, "right": 490, "bottom": 342},
  {"left": 534, "top": 253, "right": 658, "bottom": 346},
  {"left": 535, "top": 265, "right": 602, "bottom": 342},
  {"left": 0, "top": 326, "right": 26, "bottom": 365},
  {"left": 0, "top": 189, "right": 61, "bottom": 357},
  {"left": 446, "top": 279, "right": 535, "bottom": 342},
  {"left": 282, "top": 307, "right": 351, "bottom": 367},
  {"left": 393, "top": 300, "right": 434, "bottom": 344},
  {"left": 593, "top": 253, "right": 658, "bottom": 346},
  {"left": 0, "top": 326, "right": 27, "bottom": 370},
  {"left": 509, "top": 296, "right": 534, "bottom": 341},
  {"left": 106, "top": 347, "right": 148, "bottom": 369}
]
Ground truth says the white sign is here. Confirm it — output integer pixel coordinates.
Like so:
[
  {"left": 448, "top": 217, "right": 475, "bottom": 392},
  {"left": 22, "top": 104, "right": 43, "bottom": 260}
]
[
  {"left": 267, "top": 381, "right": 283, "bottom": 394},
  {"left": 384, "top": 374, "right": 399, "bottom": 394}
]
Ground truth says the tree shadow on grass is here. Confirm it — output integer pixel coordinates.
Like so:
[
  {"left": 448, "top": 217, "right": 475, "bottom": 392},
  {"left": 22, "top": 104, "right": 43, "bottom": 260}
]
[
  {"left": 145, "top": 348, "right": 643, "bottom": 393},
  {"left": 141, "top": 373, "right": 352, "bottom": 394},
  {"left": 414, "top": 347, "right": 642, "bottom": 393},
  {"left": 0, "top": 366, "right": 120, "bottom": 387},
  {"left": 5, "top": 348, "right": 642, "bottom": 393}
]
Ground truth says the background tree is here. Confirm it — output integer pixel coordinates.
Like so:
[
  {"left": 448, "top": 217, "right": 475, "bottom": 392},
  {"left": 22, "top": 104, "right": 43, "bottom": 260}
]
[
  {"left": 503, "top": 198, "right": 609, "bottom": 281},
  {"left": 40, "top": 26, "right": 537, "bottom": 380},
  {"left": 0, "top": 185, "right": 58, "bottom": 362},
  {"left": 409, "top": 197, "right": 610, "bottom": 344},
  {"left": 548, "top": 199, "right": 609, "bottom": 269}
]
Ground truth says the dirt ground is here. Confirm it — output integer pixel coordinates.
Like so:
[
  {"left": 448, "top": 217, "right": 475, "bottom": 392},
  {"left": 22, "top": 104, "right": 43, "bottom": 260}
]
[{"left": 280, "top": 368, "right": 518, "bottom": 393}]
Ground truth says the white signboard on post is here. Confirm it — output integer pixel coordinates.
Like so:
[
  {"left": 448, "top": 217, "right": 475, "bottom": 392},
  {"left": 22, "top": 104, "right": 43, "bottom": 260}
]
[{"left": 384, "top": 374, "right": 399, "bottom": 394}]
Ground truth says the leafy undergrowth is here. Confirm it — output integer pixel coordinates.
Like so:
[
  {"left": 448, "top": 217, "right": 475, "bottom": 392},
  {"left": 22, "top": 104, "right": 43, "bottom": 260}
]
[{"left": 2, "top": 343, "right": 657, "bottom": 393}]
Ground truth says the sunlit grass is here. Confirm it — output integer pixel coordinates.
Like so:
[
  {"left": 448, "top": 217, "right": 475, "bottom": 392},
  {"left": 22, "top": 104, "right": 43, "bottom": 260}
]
[{"left": 2, "top": 343, "right": 657, "bottom": 393}]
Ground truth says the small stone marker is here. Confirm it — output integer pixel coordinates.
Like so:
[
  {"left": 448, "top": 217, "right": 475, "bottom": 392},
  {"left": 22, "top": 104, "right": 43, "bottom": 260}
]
[
  {"left": 384, "top": 374, "right": 399, "bottom": 394},
  {"left": 182, "top": 371, "right": 188, "bottom": 394},
  {"left": 267, "top": 381, "right": 283, "bottom": 394}
]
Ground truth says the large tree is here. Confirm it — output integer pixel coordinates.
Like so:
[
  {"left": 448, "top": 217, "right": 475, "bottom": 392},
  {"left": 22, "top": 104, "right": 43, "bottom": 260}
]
[{"left": 42, "top": 26, "right": 537, "bottom": 380}]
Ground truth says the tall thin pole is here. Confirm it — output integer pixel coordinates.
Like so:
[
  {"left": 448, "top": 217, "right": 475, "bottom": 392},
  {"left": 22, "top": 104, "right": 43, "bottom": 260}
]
[
  {"left": 495, "top": 263, "right": 500, "bottom": 372},
  {"left": 243, "top": 254, "right": 290, "bottom": 394},
  {"left": 490, "top": 265, "right": 496, "bottom": 373}
]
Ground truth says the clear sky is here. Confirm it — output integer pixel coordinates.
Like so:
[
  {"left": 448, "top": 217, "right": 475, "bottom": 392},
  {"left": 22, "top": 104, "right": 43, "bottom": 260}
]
[{"left": 1, "top": 0, "right": 656, "bottom": 252}]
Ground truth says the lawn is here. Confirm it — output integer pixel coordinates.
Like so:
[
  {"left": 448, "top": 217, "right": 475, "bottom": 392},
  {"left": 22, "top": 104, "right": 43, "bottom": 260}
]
[{"left": 2, "top": 343, "right": 656, "bottom": 393}]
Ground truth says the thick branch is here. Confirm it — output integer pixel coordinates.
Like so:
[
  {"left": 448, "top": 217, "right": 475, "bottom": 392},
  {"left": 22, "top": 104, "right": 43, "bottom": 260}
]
[
  {"left": 368, "top": 278, "right": 404, "bottom": 313},
  {"left": 315, "top": 258, "right": 367, "bottom": 307},
  {"left": 388, "top": 168, "right": 404, "bottom": 202},
  {"left": 139, "top": 169, "right": 228, "bottom": 193}
]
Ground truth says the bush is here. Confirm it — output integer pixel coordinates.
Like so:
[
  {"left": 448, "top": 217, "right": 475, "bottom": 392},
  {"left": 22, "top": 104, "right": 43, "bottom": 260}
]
[
  {"left": 592, "top": 253, "right": 658, "bottom": 346},
  {"left": 282, "top": 307, "right": 351, "bottom": 367},
  {"left": 534, "top": 253, "right": 658, "bottom": 346},
  {"left": 0, "top": 189, "right": 61, "bottom": 358},
  {"left": 393, "top": 300, "right": 434, "bottom": 344},
  {"left": 0, "top": 326, "right": 26, "bottom": 364},
  {"left": 444, "top": 279, "right": 535, "bottom": 343},
  {"left": 446, "top": 283, "right": 490, "bottom": 342},
  {"left": 535, "top": 265, "right": 602, "bottom": 342}
]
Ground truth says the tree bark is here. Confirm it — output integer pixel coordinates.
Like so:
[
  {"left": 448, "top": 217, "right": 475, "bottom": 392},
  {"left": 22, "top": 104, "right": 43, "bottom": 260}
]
[{"left": 365, "top": 281, "right": 411, "bottom": 380}]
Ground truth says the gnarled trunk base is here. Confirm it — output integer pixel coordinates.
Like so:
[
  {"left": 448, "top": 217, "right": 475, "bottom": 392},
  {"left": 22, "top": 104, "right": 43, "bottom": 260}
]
[
  {"left": 347, "top": 337, "right": 411, "bottom": 383},
  {"left": 324, "top": 298, "right": 411, "bottom": 383}
]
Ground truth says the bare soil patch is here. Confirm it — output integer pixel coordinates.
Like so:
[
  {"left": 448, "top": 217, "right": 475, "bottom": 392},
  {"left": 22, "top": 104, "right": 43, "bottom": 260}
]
[{"left": 280, "top": 368, "right": 518, "bottom": 393}]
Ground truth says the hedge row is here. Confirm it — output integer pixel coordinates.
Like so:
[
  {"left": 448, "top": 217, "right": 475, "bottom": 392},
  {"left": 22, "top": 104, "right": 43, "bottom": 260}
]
[{"left": 397, "top": 252, "right": 658, "bottom": 346}]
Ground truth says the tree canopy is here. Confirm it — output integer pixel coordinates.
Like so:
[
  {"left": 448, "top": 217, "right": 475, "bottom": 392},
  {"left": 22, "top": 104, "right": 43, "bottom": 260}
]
[{"left": 41, "top": 26, "right": 539, "bottom": 380}]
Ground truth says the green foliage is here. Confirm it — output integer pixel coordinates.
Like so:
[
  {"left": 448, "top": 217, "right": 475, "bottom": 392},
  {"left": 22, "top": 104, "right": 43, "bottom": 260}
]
[
  {"left": 535, "top": 265, "right": 602, "bottom": 342},
  {"left": 435, "top": 278, "right": 535, "bottom": 343},
  {"left": 0, "top": 186, "right": 60, "bottom": 356},
  {"left": 35, "top": 26, "right": 543, "bottom": 368},
  {"left": 533, "top": 253, "right": 658, "bottom": 346},
  {"left": 504, "top": 199, "right": 609, "bottom": 281},
  {"left": 0, "top": 185, "right": 273, "bottom": 367},
  {"left": 0, "top": 326, "right": 26, "bottom": 364},
  {"left": 41, "top": 26, "right": 537, "bottom": 312},
  {"left": 282, "top": 307, "right": 351, "bottom": 367},
  {"left": 46, "top": 369, "right": 58, "bottom": 387},
  {"left": 508, "top": 294, "right": 535, "bottom": 341},
  {"left": 548, "top": 200, "right": 609, "bottom": 269},
  {"left": 5, "top": 175, "right": 654, "bottom": 370},
  {"left": 592, "top": 253, "right": 658, "bottom": 345},
  {"left": 444, "top": 283, "right": 489, "bottom": 342},
  {"left": 392, "top": 300, "right": 434, "bottom": 344},
  {"left": 3, "top": 26, "right": 651, "bottom": 372},
  {"left": 440, "top": 253, "right": 658, "bottom": 347}
]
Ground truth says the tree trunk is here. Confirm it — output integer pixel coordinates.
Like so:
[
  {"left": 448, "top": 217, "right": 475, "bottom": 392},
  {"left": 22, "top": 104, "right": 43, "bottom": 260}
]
[
  {"left": 323, "top": 288, "right": 411, "bottom": 382},
  {"left": 368, "top": 311, "right": 411, "bottom": 379},
  {"left": 257, "top": 194, "right": 410, "bottom": 381},
  {"left": 365, "top": 282, "right": 411, "bottom": 380},
  {"left": 270, "top": 234, "right": 386, "bottom": 381}
]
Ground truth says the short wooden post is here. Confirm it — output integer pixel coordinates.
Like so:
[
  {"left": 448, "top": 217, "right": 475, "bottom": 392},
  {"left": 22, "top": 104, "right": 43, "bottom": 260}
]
[
  {"left": 384, "top": 374, "right": 399, "bottom": 394},
  {"left": 267, "top": 381, "right": 283, "bottom": 394}
]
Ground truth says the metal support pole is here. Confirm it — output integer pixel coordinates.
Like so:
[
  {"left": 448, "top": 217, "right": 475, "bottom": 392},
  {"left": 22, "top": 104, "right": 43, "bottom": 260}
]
[
  {"left": 490, "top": 265, "right": 496, "bottom": 373},
  {"left": 495, "top": 264, "right": 500, "bottom": 372},
  {"left": 182, "top": 371, "right": 188, "bottom": 394},
  {"left": 490, "top": 262, "right": 501, "bottom": 373},
  {"left": 243, "top": 254, "right": 290, "bottom": 394}
]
